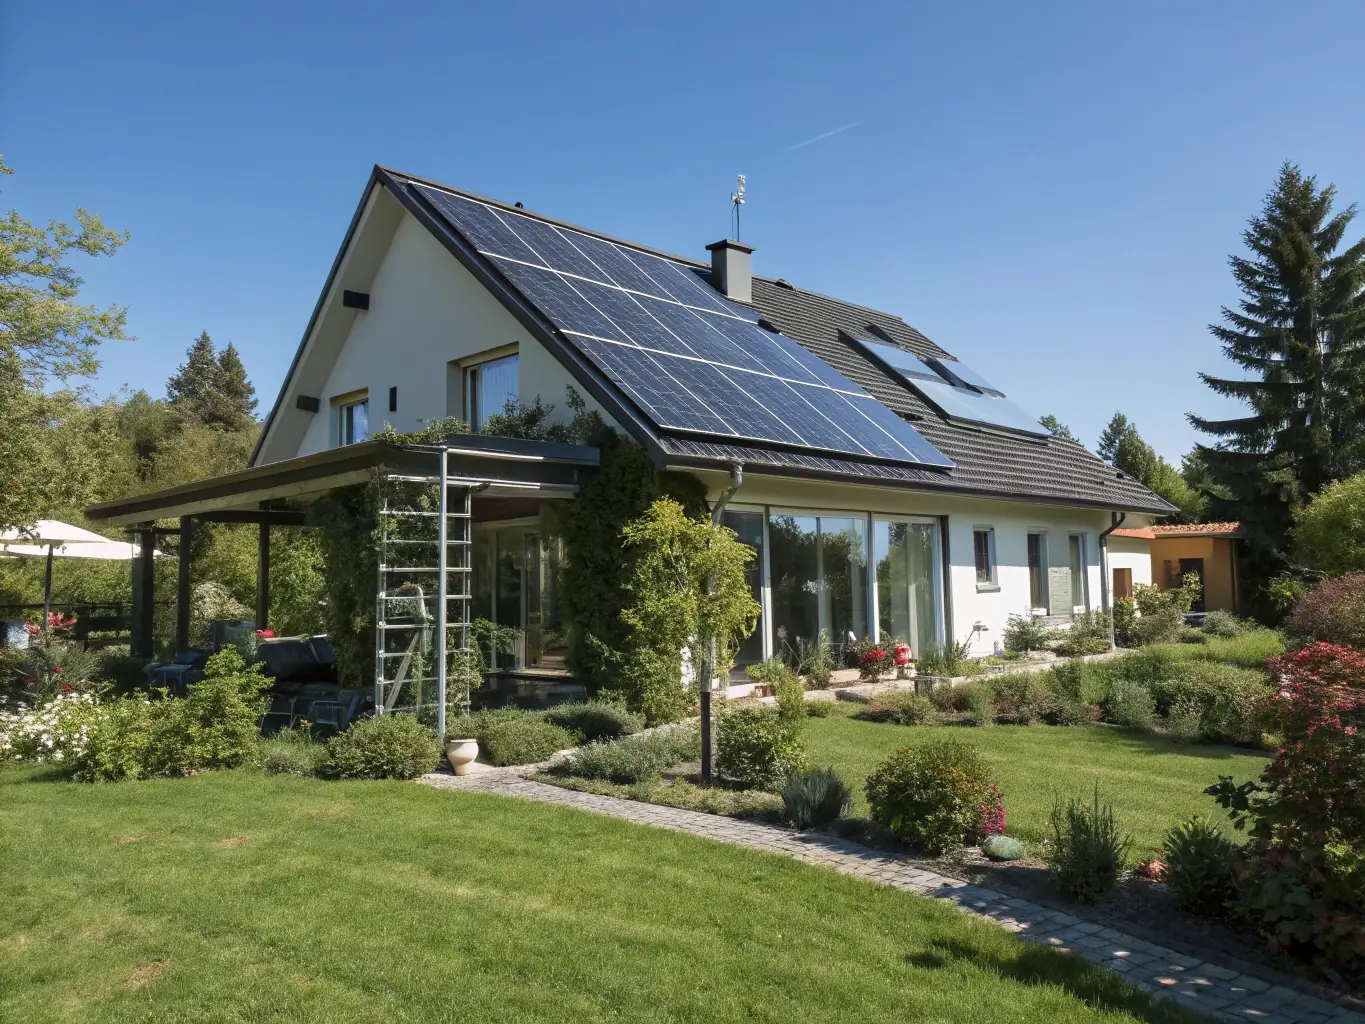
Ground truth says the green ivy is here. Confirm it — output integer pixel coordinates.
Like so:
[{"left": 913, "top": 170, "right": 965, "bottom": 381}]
[{"left": 552, "top": 427, "right": 706, "bottom": 715}]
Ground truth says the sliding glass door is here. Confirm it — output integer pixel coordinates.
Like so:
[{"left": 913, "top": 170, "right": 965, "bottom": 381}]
[
  {"left": 874, "top": 519, "right": 941, "bottom": 656},
  {"left": 768, "top": 512, "right": 868, "bottom": 658}
]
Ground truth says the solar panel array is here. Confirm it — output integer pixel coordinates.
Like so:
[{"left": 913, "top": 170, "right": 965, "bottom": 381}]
[
  {"left": 851, "top": 337, "right": 1048, "bottom": 438},
  {"left": 414, "top": 184, "right": 954, "bottom": 468}
]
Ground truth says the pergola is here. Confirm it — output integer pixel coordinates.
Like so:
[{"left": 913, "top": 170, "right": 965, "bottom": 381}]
[{"left": 85, "top": 435, "right": 598, "bottom": 733}]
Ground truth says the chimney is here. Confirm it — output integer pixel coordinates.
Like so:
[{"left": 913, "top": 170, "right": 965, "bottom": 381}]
[{"left": 706, "top": 239, "right": 754, "bottom": 304}]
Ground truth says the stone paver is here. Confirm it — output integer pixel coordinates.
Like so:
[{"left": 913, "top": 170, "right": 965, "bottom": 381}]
[{"left": 419, "top": 770, "right": 1363, "bottom": 1024}]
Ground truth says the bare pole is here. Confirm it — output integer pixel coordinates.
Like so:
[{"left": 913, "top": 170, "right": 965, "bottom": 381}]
[{"left": 436, "top": 447, "right": 449, "bottom": 743}]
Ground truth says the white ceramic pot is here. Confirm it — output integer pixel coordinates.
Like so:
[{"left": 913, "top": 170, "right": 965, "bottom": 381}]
[{"left": 445, "top": 738, "right": 479, "bottom": 776}]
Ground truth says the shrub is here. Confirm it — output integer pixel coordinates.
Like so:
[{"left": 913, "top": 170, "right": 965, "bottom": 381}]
[
  {"left": 853, "top": 641, "right": 893, "bottom": 684},
  {"left": 1103, "top": 679, "right": 1156, "bottom": 732},
  {"left": 466, "top": 708, "right": 577, "bottom": 766},
  {"left": 1133, "top": 607, "right": 1186, "bottom": 645},
  {"left": 324, "top": 713, "right": 441, "bottom": 780},
  {"left": 541, "top": 700, "right": 643, "bottom": 744},
  {"left": 715, "top": 705, "right": 804, "bottom": 790},
  {"left": 1149, "top": 662, "right": 1270, "bottom": 745},
  {"left": 1046, "top": 785, "right": 1132, "bottom": 902},
  {"left": 1052, "top": 632, "right": 1112, "bottom": 658},
  {"left": 555, "top": 728, "right": 698, "bottom": 784},
  {"left": 1207, "top": 643, "right": 1364, "bottom": 975},
  {"left": 917, "top": 640, "right": 976, "bottom": 678},
  {"left": 1164, "top": 697, "right": 1204, "bottom": 742},
  {"left": 1283, "top": 572, "right": 1365, "bottom": 649},
  {"left": 864, "top": 738, "right": 999, "bottom": 855},
  {"left": 71, "top": 647, "right": 269, "bottom": 782},
  {"left": 1118, "top": 647, "right": 1177, "bottom": 688},
  {"left": 804, "top": 699, "right": 839, "bottom": 718},
  {"left": 1162, "top": 817, "right": 1237, "bottom": 917},
  {"left": 774, "top": 675, "right": 807, "bottom": 730},
  {"left": 860, "top": 690, "right": 935, "bottom": 725},
  {"left": 257, "top": 727, "right": 327, "bottom": 777},
  {"left": 0, "top": 692, "right": 99, "bottom": 765},
  {"left": 1176, "top": 626, "right": 1209, "bottom": 645},
  {"left": 794, "top": 630, "right": 835, "bottom": 689},
  {"left": 1201, "top": 610, "right": 1250, "bottom": 638},
  {"left": 988, "top": 673, "right": 1052, "bottom": 725},
  {"left": 781, "top": 767, "right": 852, "bottom": 829},
  {"left": 1113, "top": 597, "right": 1139, "bottom": 647},
  {"left": 1002, "top": 613, "right": 1057, "bottom": 654},
  {"left": 1041, "top": 661, "right": 1098, "bottom": 726},
  {"left": 747, "top": 656, "right": 800, "bottom": 690},
  {"left": 1291, "top": 471, "right": 1365, "bottom": 575}
]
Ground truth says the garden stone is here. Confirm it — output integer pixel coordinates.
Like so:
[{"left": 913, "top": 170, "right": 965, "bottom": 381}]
[{"left": 981, "top": 835, "right": 1025, "bottom": 861}]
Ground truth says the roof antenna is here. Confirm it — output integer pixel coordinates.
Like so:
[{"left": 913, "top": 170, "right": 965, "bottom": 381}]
[{"left": 730, "top": 174, "right": 746, "bottom": 240}]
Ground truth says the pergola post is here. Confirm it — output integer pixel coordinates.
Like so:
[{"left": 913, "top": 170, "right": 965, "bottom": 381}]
[
  {"left": 130, "top": 528, "right": 157, "bottom": 658},
  {"left": 256, "top": 521, "right": 270, "bottom": 632},
  {"left": 175, "top": 516, "right": 193, "bottom": 652}
]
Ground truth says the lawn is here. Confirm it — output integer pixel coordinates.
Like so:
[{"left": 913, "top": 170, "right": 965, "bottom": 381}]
[
  {"left": 0, "top": 768, "right": 1197, "bottom": 1024},
  {"left": 803, "top": 711, "right": 1269, "bottom": 855}
]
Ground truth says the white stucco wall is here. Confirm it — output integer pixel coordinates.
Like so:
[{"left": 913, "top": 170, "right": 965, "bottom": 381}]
[
  {"left": 296, "top": 210, "right": 613, "bottom": 455},
  {"left": 1107, "top": 536, "right": 1153, "bottom": 591}
]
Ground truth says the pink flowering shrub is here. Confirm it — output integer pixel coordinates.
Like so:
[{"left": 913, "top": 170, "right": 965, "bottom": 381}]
[
  {"left": 1207, "top": 642, "right": 1365, "bottom": 979},
  {"left": 980, "top": 783, "right": 1007, "bottom": 836}
]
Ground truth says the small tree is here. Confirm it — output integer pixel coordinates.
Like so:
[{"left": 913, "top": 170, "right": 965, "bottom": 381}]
[
  {"left": 1292, "top": 472, "right": 1365, "bottom": 575},
  {"left": 1040, "top": 415, "right": 1077, "bottom": 442},
  {"left": 610, "top": 498, "right": 760, "bottom": 724}
]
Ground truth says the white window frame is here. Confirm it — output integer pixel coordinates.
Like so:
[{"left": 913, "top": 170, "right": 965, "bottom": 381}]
[
  {"left": 871, "top": 515, "right": 945, "bottom": 649},
  {"left": 766, "top": 506, "right": 873, "bottom": 655},
  {"left": 458, "top": 344, "right": 519, "bottom": 430},
  {"left": 331, "top": 389, "right": 369, "bottom": 447},
  {"left": 972, "top": 526, "right": 998, "bottom": 591}
]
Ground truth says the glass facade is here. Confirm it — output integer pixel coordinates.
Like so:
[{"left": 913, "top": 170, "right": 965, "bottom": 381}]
[
  {"left": 472, "top": 524, "right": 566, "bottom": 671},
  {"left": 768, "top": 512, "right": 867, "bottom": 659},
  {"left": 467, "top": 353, "right": 518, "bottom": 430},
  {"left": 721, "top": 509, "right": 764, "bottom": 668},
  {"left": 875, "top": 520, "right": 939, "bottom": 655}
]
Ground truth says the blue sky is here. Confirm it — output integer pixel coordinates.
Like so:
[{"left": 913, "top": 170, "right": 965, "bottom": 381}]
[{"left": 4, "top": 1, "right": 1364, "bottom": 461}]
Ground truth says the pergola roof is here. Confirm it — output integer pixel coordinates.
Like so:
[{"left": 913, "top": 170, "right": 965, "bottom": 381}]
[{"left": 85, "top": 435, "right": 600, "bottom": 527}]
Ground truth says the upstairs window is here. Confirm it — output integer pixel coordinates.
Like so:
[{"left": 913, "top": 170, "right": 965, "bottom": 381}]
[
  {"left": 333, "top": 391, "right": 369, "bottom": 446},
  {"left": 465, "top": 352, "right": 518, "bottom": 431},
  {"left": 973, "top": 527, "right": 996, "bottom": 588}
]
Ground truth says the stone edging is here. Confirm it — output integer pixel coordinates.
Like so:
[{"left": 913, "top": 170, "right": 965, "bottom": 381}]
[{"left": 418, "top": 770, "right": 1363, "bottom": 1024}]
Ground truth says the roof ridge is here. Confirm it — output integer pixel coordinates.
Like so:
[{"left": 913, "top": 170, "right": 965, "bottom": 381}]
[{"left": 381, "top": 166, "right": 713, "bottom": 271}]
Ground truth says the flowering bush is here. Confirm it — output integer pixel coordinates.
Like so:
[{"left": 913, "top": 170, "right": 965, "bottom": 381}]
[
  {"left": 980, "top": 783, "right": 1006, "bottom": 836},
  {"left": 865, "top": 738, "right": 1000, "bottom": 854},
  {"left": 855, "top": 641, "right": 893, "bottom": 684},
  {"left": 1207, "top": 642, "right": 1365, "bottom": 978},
  {"left": 0, "top": 692, "right": 99, "bottom": 765}
]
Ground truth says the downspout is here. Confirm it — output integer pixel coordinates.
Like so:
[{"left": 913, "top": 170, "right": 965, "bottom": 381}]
[
  {"left": 710, "top": 463, "right": 744, "bottom": 525},
  {"left": 1099, "top": 511, "right": 1127, "bottom": 649},
  {"left": 702, "top": 463, "right": 743, "bottom": 785}
]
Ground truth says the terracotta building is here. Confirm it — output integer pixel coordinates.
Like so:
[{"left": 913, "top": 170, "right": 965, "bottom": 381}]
[{"left": 1108, "top": 523, "right": 1242, "bottom": 614}]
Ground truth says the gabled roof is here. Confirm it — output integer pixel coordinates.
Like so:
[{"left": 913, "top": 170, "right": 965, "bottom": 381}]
[{"left": 258, "top": 165, "right": 1175, "bottom": 515}]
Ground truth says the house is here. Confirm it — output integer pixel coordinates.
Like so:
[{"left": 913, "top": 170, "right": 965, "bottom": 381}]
[
  {"left": 1109, "top": 523, "right": 1242, "bottom": 614},
  {"left": 88, "top": 166, "right": 1173, "bottom": 693}
]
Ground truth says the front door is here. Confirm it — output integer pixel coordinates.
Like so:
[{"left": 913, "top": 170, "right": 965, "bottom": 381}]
[{"left": 1178, "top": 557, "right": 1206, "bottom": 613}]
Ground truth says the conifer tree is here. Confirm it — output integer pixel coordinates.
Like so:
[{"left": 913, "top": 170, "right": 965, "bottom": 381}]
[
  {"left": 1096, "top": 412, "right": 1130, "bottom": 464},
  {"left": 215, "top": 342, "right": 257, "bottom": 430},
  {"left": 166, "top": 331, "right": 220, "bottom": 421},
  {"left": 1039, "top": 414, "right": 1077, "bottom": 442},
  {"left": 1189, "top": 162, "right": 1365, "bottom": 575}
]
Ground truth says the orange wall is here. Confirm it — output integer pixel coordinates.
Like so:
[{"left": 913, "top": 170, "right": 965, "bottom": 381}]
[{"left": 1150, "top": 537, "right": 1238, "bottom": 612}]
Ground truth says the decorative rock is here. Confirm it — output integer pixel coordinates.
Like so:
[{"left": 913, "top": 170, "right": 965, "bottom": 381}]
[{"left": 981, "top": 835, "right": 1025, "bottom": 861}]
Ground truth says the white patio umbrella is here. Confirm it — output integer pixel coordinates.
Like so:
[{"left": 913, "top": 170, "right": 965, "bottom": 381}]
[{"left": 0, "top": 521, "right": 147, "bottom": 636}]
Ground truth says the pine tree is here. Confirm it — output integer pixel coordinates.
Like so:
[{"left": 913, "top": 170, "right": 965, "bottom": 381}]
[
  {"left": 167, "top": 331, "right": 221, "bottom": 422},
  {"left": 1039, "top": 414, "right": 1077, "bottom": 442},
  {"left": 1189, "top": 162, "right": 1365, "bottom": 574},
  {"left": 166, "top": 332, "right": 257, "bottom": 431},
  {"left": 1097, "top": 412, "right": 1130, "bottom": 463},
  {"left": 214, "top": 342, "right": 257, "bottom": 430}
]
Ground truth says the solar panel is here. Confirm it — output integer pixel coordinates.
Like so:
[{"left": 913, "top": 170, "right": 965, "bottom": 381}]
[
  {"left": 849, "top": 336, "right": 1047, "bottom": 437},
  {"left": 412, "top": 184, "right": 955, "bottom": 469},
  {"left": 925, "top": 356, "right": 1005, "bottom": 397}
]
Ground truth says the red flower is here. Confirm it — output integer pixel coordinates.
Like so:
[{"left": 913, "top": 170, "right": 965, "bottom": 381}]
[{"left": 894, "top": 644, "right": 912, "bottom": 666}]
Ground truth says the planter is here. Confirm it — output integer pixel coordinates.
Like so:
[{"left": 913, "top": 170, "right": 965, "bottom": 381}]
[{"left": 445, "top": 738, "right": 479, "bottom": 776}]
